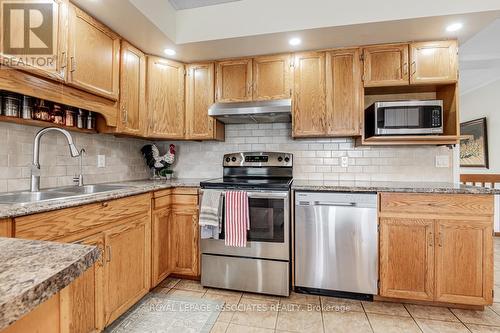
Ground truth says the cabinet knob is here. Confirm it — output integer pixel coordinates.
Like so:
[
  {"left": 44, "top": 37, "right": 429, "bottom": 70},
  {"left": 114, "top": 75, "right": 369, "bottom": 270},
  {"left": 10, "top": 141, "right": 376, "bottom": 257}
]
[{"left": 101, "top": 202, "right": 109, "bottom": 208}]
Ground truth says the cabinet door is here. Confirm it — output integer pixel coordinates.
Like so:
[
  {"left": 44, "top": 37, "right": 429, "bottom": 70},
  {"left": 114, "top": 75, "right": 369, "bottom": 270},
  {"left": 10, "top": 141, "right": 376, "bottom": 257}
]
[
  {"left": 117, "top": 41, "right": 146, "bottom": 136},
  {"left": 379, "top": 218, "right": 434, "bottom": 301},
  {"left": 185, "top": 63, "right": 224, "bottom": 140},
  {"left": 363, "top": 44, "right": 409, "bottom": 87},
  {"left": 410, "top": 40, "right": 458, "bottom": 84},
  {"left": 60, "top": 233, "right": 105, "bottom": 332},
  {"left": 104, "top": 216, "right": 151, "bottom": 325},
  {"left": 253, "top": 54, "right": 292, "bottom": 100},
  {"left": 292, "top": 52, "right": 326, "bottom": 137},
  {"left": 215, "top": 59, "right": 252, "bottom": 102},
  {"left": 325, "top": 48, "right": 363, "bottom": 136},
  {"left": 435, "top": 220, "right": 493, "bottom": 305},
  {"left": 67, "top": 4, "right": 120, "bottom": 100},
  {"left": 171, "top": 207, "right": 199, "bottom": 277},
  {"left": 151, "top": 207, "right": 174, "bottom": 287},
  {"left": 0, "top": 0, "right": 68, "bottom": 82},
  {"left": 146, "top": 56, "right": 185, "bottom": 139}
]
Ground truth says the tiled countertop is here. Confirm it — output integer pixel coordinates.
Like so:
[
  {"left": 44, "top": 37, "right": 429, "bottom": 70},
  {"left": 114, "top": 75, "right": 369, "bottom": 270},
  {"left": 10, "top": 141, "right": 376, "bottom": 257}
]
[
  {"left": 0, "top": 237, "right": 101, "bottom": 330},
  {"left": 291, "top": 180, "right": 500, "bottom": 194},
  {"left": 0, "top": 179, "right": 204, "bottom": 219}
]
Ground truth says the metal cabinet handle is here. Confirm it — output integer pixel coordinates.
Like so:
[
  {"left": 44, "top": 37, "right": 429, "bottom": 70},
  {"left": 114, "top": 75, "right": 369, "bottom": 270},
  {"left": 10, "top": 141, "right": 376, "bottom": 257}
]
[
  {"left": 101, "top": 202, "right": 109, "bottom": 208},
  {"left": 122, "top": 106, "right": 127, "bottom": 124},
  {"left": 438, "top": 232, "right": 443, "bottom": 247},
  {"left": 61, "top": 52, "right": 67, "bottom": 68},
  {"left": 428, "top": 232, "right": 433, "bottom": 247},
  {"left": 106, "top": 245, "right": 112, "bottom": 262},
  {"left": 411, "top": 61, "right": 416, "bottom": 75},
  {"left": 70, "top": 57, "right": 76, "bottom": 72},
  {"left": 403, "top": 62, "right": 408, "bottom": 75}
]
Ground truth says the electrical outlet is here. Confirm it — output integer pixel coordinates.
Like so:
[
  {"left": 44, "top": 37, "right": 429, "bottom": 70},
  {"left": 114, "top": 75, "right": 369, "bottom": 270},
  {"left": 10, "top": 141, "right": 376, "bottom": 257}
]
[
  {"left": 341, "top": 156, "right": 349, "bottom": 168},
  {"left": 435, "top": 155, "right": 449, "bottom": 168},
  {"left": 97, "top": 155, "right": 106, "bottom": 168}
]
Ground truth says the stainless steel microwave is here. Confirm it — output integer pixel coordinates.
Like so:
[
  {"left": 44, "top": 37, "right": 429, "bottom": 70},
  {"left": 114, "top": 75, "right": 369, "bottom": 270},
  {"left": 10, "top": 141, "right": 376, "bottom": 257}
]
[{"left": 365, "top": 100, "right": 443, "bottom": 136}]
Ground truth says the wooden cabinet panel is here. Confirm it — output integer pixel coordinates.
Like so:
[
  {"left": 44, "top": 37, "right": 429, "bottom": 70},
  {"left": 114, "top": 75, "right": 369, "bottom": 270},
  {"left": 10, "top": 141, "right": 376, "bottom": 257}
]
[
  {"left": 215, "top": 59, "right": 252, "bottom": 102},
  {"left": 252, "top": 54, "right": 292, "bottom": 100},
  {"left": 379, "top": 217, "right": 434, "bottom": 301},
  {"left": 325, "top": 48, "right": 363, "bottom": 136},
  {"left": 0, "top": 0, "right": 68, "bottom": 82},
  {"left": 185, "top": 63, "right": 224, "bottom": 140},
  {"left": 14, "top": 194, "right": 151, "bottom": 241},
  {"left": 117, "top": 41, "right": 146, "bottom": 136},
  {"left": 410, "top": 40, "right": 458, "bottom": 84},
  {"left": 435, "top": 220, "right": 493, "bottom": 305},
  {"left": 147, "top": 56, "right": 185, "bottom": 139},
  {"left": 0, "top": 219, "right": 12, "bottom": 237},
  {"left": 152, "top": 206, "right": 173, "bottom": 287},
  {"left": 60, "top": 233, "right": 104, "bottom": 332},
  {"left": 292, "top": 52, "right": 326, "bottom": 137},
  {"left": 104, "top": 215, "right": 151, "bottom": 325},
  {"left": 171, "top": 207, "right": 199, "bottom": 277},
  {"left": 363, "top": 44, "right": 409, "bottom": 87},
  {"left": 67, "top": 4, "right": 120, "bottom": 100}
]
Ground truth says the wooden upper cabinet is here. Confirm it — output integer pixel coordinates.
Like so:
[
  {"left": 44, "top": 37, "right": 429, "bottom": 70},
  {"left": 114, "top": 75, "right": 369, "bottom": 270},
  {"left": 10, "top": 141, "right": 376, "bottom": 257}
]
[
  {"left": 292, "top": 52, "right": 326, "bottom": 137},
  {"left": 185, "top": 63, "right": 224, "bottom": 141},
  {"left": 215, "top": 58, "right": 252, "bottom": 102},
  {"left": 410, "top": 40, "right": 458, "bottom": 85},
  {"left": 104, "top": 215, "right": 151, "bottom": 325},
  {"left": 117, "top": 41, "right": 146, "bottom": 136},
  {"left": 379, "top": 217, "right": 434, "bottom": 301},
  {"left": 363, "top": 44, "right": 409, "bottom": 87},
  {"left": 325, "top": 48, "right": 363, "bottom": 137},
  {"left": 0, "top": 0, "right": 68, "bottom": 82},
  {"left": 67, "top": 4, "right": 120, "bottom": 100},
  {"left": 146, "top": 56, "right": 185, "bottom": 139},
  {"left": 252, "top": 54, "right": 292, "bottom": 100},
  {"left": 435, "top": 220, "right": 493, "bottom": 305}
]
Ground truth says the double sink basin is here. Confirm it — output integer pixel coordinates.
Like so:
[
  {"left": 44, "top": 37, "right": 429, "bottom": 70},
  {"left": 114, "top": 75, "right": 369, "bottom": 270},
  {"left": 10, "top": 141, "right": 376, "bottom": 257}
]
[{"left": 0, "top": 184, "right": 132, "bottom": 205}]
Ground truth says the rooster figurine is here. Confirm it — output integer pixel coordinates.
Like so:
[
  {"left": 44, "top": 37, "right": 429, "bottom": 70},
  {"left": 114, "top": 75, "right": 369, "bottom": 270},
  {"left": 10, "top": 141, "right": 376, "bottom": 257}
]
[{"left": 141, "top": 144, "right": 176, "bottom": 175}]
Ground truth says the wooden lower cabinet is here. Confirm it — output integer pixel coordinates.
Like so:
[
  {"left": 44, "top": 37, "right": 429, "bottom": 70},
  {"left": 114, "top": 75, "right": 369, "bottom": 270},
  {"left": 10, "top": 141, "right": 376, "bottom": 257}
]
[
  {"left": 435, "top": 220, "right": 493, "bottom": 305},
  {"left": 103, "top": 215, "right": 151, "bottom": 325},
  {"left": 378, "top": 193, "right": 494, "bottom": 306},
  {"left": 170, "top": 206, "right": 199, "bottom": 277},
  {"left": 151, "top": 205, "right": 173, "bottom": 287},
  {"left": 379, "top": 217, "right": 434, "bottom": 301}
]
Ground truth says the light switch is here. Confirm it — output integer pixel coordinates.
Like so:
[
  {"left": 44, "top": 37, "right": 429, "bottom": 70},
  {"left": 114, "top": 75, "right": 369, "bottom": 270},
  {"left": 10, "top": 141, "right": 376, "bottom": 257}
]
[
  {"left": 341, "top": 156, "right": 349, "bottom": 168},
  {"left": 97, "top": 155, "right": 106, "bottom": 168},
  {"left": 435, "top": 155, "right": 449, "bottom": 168}
]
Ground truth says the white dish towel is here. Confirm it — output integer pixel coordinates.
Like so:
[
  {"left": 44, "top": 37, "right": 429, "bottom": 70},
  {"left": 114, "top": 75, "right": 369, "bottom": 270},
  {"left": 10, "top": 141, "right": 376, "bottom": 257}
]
[{"left": 199, "top": 190, "right": 223, "bottom": 239}]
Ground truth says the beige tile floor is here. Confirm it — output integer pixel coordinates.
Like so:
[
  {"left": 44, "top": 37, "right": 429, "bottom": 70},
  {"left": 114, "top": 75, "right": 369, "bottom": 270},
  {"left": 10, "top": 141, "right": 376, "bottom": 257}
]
[{"left": 150, "top": 239, "right": 500, "bottom": 333}]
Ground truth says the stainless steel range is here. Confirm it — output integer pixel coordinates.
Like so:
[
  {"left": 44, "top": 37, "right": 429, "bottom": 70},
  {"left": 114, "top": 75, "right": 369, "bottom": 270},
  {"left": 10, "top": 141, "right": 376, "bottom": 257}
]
[{"left": 200, "top": 152, "right": 293, "bottom": 296}]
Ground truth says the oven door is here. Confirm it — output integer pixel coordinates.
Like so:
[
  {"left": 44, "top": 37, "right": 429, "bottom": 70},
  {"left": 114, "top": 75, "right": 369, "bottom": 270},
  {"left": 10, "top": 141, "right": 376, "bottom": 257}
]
[{"left": 200, "top": 190, "right": 290, "bottom": 261}]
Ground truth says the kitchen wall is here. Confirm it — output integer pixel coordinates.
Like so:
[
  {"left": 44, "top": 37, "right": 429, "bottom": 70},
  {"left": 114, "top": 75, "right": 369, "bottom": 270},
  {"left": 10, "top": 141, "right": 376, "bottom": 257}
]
[
  {"left": 160, "top": 123, "right": 455, "bottom": 183},
  {"left": 0, "top": 122, "right": 151, "bottom": 192}
]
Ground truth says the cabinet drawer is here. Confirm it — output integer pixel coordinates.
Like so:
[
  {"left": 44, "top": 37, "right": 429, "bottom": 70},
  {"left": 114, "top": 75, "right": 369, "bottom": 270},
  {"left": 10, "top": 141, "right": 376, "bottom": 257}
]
[
  {"left": 15, "top": 194, "right": 151, "bottom": 241},
  {"left": 153, "top": 195, "right": 171, "bottom": 210},
  {"left": 379, "top": 193, "right": 494, "bottom": 217}
]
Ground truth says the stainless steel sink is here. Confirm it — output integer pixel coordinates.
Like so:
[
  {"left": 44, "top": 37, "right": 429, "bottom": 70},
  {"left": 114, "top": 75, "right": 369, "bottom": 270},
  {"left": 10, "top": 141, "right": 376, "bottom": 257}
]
[
  {"left": 46, "top": 184, "right": 130, "bottom": 194},
  {"left": 0, "top": 184, "right": 131, "bottom": 205}
]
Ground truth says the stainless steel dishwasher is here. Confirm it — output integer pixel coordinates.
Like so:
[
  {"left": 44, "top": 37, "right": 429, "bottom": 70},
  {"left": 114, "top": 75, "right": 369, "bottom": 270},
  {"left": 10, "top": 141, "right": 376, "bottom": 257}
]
[{"left": 294, "top": 192, "right": 378, "bottom": 299}]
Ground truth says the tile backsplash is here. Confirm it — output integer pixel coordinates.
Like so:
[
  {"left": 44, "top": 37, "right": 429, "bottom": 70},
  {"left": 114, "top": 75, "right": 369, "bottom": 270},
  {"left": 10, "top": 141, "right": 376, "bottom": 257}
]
[
  {"left": 0, "top": 122, "right": 151, "bottom": 192},
  {"left": 160, "top": 123, "right": 455, "bottom": 182}
]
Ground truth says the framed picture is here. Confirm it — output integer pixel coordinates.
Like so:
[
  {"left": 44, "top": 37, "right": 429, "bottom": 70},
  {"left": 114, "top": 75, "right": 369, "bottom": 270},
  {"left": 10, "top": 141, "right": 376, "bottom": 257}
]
[{"left": 460, "top": 117, "right": 489, "bottom": 168}]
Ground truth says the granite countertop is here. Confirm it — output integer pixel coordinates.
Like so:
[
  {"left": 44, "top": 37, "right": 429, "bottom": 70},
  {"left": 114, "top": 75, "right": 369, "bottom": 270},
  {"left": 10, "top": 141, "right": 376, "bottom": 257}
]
[
  {"left": 0, "top": 237, "right": 101, "bottom": 330},
  {"left": 0, "top": 178, "right": 205, "bottom": 219},
  {"left": 291, "top": 180, "right": 500, "bottom": 194}
]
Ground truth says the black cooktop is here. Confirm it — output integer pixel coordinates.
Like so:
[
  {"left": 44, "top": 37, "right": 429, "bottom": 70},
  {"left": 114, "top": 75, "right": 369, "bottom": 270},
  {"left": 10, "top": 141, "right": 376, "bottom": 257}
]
[{"left": 200, "top": 177, "right": 293, "bottom": 190}]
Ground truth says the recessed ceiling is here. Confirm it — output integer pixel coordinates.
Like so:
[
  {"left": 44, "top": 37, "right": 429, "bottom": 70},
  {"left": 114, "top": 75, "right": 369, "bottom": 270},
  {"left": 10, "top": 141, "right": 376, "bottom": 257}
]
[{"left": 168, "top": 0, "right": 242, "bottom": 10}]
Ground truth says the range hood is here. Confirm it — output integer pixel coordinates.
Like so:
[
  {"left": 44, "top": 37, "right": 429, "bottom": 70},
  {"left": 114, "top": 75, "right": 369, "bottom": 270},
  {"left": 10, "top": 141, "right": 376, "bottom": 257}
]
[{"left": 208, "top": 99, "right": 291, "bottom": 124}]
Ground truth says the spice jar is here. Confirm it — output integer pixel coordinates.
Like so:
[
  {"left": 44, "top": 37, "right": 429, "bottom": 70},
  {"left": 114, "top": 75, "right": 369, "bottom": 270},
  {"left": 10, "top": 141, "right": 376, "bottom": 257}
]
[
  {"left": 3, "top": 93, "right": 21, "bottom": 117},
  {"left": 35, "top": 100, "right": 50, "bottom": 121},
  {"left": 76, "top": 109, "right": 86, "bottom": 129},
  {"left": 21, "top": 96, "right": 34, "bottom": 119},
  {"left": 64, "top": 107, "right": 75, "bottom": 127},
  {"left": 86, "top": 111, "right": 95, "bottom": 130},
  {"left": 52, "top": 104, "right": 65, "bottom": 125}
]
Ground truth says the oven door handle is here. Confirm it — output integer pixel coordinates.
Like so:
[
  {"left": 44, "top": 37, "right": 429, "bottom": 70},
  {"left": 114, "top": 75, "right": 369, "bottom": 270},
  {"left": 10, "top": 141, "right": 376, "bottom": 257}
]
[{"left": 200, "top": 189, "right": 288, "bottom": 199}]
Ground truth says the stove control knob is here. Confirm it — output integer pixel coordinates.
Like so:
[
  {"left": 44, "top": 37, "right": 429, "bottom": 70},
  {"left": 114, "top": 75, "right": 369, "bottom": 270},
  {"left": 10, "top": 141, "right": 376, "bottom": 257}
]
[
  {"left": 284, "top": 157, "right": 290, "bottom": 163},
  {"left": 225, "top": 157, "right": 231, "bottom": 163},
  {"left": 277, "top": 156, "right": 283, "bottom": 162},
  {"left": 231, "top": 157, "right": 237, "bottom": 162}
]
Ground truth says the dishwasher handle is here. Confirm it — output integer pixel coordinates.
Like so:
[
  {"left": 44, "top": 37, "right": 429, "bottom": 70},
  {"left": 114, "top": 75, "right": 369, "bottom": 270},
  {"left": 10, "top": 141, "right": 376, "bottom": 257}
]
[{"left": 313, "top": 201, "right": 356, "bottom": 207}]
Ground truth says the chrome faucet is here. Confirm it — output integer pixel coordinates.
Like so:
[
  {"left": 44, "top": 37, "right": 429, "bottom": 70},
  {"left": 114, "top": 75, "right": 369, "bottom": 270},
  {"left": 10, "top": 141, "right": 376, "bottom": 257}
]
[
  {"left": 73, "top": 148, "right": 86, "bottom": 186},
  {"left": 31, "top": 127, "right": 80, "bottom": 192}
]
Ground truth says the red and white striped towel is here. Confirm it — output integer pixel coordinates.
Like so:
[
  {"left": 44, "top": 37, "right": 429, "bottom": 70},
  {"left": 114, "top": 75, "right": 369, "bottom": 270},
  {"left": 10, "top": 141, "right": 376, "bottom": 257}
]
[{"left": 224, "top": 191, "right": 250, "bottom": 247}]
